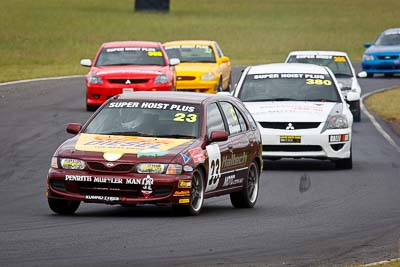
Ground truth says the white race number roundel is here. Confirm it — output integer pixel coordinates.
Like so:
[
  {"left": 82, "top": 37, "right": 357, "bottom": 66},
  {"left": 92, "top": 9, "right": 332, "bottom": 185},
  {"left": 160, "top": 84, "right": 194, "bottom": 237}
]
[{"left": 205, "top": 144, "right": 221, "bottom": 192}]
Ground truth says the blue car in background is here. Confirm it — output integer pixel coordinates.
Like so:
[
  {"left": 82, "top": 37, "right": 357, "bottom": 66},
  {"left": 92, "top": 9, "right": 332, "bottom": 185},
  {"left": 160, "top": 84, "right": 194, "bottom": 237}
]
[{"left": 361, "top": 28, "right": 400, "bottom": 78}]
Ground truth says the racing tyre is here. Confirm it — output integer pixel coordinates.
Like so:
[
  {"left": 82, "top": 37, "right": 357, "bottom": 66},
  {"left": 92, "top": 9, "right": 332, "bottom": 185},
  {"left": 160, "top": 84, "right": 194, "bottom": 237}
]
[
  {"left": 173, "top": 169, "right": 204, "bottom": 216},
  {"left": 48, "top": 198, "right": 80, "bottom": 215},
  {"left": 230, "top": 162, "right": 259, "bottom": 208},
  {"left": 353, "top": 100, "right": 361, "bottom": 122},
  {"left": 216, "top": 78, "right": 223, "bottom": 93},
  {"left": 335, "top": 148, "right": 353, "bottom": 169},
  {"left": 226, "top": 74, "right": 232, "bottom": 92},
  {"left": 86, "top": 103, "right": 97, "bottom": 112}
]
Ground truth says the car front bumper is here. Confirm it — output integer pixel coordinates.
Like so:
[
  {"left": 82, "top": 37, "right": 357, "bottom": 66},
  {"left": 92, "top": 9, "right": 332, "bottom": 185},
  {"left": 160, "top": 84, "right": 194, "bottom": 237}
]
[
  {"left": 47, "top": 168, "right": 193, "bottom": 206},
  {"left": 175, "top": 79, "right": 219, "bottom": 94},
  {"left": 260, "top": 126, "right": 352, "bottom": 160},
  {"left": 362, "top": 57, "right": 400, "bottom": 73},
  {"left": 86, "top": 83, "right": 174, "bottom": 106}
]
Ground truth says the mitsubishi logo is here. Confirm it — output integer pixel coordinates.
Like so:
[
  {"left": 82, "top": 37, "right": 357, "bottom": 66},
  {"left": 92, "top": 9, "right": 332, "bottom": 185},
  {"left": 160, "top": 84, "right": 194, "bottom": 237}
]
[
  {"left": 125, "top": 80, "right": 131, "bottom": 84},
  {"left": 286, "top": 123, "right": 295, "bottom": 130}
]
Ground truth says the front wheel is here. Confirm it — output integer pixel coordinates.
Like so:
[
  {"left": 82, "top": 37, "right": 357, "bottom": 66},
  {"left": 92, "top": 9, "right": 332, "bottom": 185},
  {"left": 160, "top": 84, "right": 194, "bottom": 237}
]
[
  {"left": 352, "top": 100, "right": 361, "bottom": 122},
  {"left": 335, "top": 147, "right": 353, "bottom": 169},
  {"left": 172, "top": 169, "right": 204, "bottom": 216},
  {"left": 230, "top": 162, "right": 260, "bottom": 208},
  {"left": 215, "top": 78, "right": 223, "bottom": 93},
  {"left": 48, "top": 198, "right": 80, "bottom": 215}
]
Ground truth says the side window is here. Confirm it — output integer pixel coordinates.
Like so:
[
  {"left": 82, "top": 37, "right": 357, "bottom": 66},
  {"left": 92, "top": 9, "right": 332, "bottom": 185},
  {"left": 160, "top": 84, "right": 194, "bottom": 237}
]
[
  {"left": 220, "top": 102, "right": 241, "bottom": 135},
  {"left": 244, "top": 110, "right": 257, "bottom": 130},
  {"left": 236, "top": 108, "right": 248, "bottom": 132},
  {"left": 206, "top": 103, "right": 226, "bottom": 136},
  {"left": 214, "top": 43, "right": 223, "bottom": 58}
]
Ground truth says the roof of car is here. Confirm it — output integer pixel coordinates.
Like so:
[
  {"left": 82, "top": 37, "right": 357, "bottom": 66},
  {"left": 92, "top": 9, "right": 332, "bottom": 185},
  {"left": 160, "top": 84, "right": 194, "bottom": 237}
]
[
  {"left": 287, "top": 51, "right": 348, "bottom": 57},
  {"left": 115, "top": 91, "right": 232, "bottom": 104},
  {"left": 383, "top": 28, "right": 400, "bottom": 34},
  {"left": 163, "top": 40, "right": 215, "bottom": 46},
  {"left": 101, "top": 41, "right": 161, "bottom": 48},
  {"left": 247, "top": 63, "right": 329, "bottom": 75}
]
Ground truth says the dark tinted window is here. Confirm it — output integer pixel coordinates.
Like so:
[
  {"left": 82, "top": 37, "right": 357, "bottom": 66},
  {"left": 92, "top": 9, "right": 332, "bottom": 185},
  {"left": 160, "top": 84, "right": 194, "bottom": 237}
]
[
  {"left": 287, "top": 55, "right": 353, "bottom": 78},
  {"left": 220, "top": 102, "right": 242, "bottom": 135},
  {"left": 85, "top": 100, "right": 200, "bottom": 138},
  {"left": 206, "top": 103, "right": 226, "bottom": 136},
  {"left": 375, "top": 32, "right": 400, "bottom": 46},
  {"left": 164, "top": 45, "right": 216, "bottom": 63},
  {"left": 96, "top": 47, "right": 166, "bottom": 66},
  {"left": 238, "top": 73, "right": 341, "bottom": 103}
]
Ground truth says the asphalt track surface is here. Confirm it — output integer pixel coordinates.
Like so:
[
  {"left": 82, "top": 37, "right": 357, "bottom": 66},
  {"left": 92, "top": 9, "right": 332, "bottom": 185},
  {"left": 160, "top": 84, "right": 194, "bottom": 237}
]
[{"left": 0, "top": 68, "right": 399, "bottom": 267}]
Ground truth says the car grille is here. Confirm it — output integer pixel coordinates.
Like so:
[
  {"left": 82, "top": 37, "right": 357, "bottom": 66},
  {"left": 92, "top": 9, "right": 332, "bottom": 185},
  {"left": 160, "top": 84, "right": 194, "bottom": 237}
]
[
  {"left": 263, "top": 145, "right": 323, "bottom": 152},
  {"left": 87, "top": 162, "right": 135, "bottom": 173},
  {"left": 259, "top": 122, "right": 321, "bottom": 130},
  {"left": 108, "top": 79, "right": 149, "bottom": 84},
  {"left": 375, "top": 65, "right": 400, "bottom": 70},
  {"left": 177, "top": 76, "right": 196, "bottom": 81},
  {"left": 377, "top": 55, "right": 399, "bottom": 60}
]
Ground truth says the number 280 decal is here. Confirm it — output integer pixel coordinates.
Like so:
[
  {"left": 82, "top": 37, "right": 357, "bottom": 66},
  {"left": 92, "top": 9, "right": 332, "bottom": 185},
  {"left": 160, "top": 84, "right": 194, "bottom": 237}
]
[{"left": 173, "top": 113, "right": 197, "bottom": 122}]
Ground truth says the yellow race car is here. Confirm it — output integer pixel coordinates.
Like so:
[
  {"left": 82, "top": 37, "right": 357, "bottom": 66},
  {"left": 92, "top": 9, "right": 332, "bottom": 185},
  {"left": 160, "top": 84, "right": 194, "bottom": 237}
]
[{"left": 163, "top": 40, "right": 231, "bottom": 93}]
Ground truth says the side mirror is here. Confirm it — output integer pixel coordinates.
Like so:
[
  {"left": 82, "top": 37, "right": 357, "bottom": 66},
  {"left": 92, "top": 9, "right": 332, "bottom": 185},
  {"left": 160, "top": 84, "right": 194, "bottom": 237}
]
[
  {"left": 363, "top": 42, "right": 371, "bottom": 48},
  {"left": 80, "top": 59, "right": 92, "bottom": 67},
  {"left": 66, "top": 123, "right": 82, "bottom": 134},
  {"left": 220, "top": 56, "right": 230, "bottom": 63},
  {"left": 357, "top": 71, "right": 368, "bottom": 78},
  {"left": 346, "top": 92, "right": 360, "bottom": 102},
  {"left": 209, "top": 131, "right": 228, "bottom": 142},
  {"left": 169, "top": 58, "right": 180, "bottom": 66}
]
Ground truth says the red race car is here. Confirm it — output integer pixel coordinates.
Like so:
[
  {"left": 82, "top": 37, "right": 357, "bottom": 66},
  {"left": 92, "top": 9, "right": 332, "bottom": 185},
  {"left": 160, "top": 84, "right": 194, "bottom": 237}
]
[
  {"left": 80, "top": 41, "right": 180, "bottom": 111},
  {"left": 47, "top": 91, "right": 262, "bottom": 216}
]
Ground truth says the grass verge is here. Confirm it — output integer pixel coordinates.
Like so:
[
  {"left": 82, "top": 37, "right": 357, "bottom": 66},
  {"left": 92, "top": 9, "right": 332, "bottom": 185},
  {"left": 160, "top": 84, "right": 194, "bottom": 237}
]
[
  {"left": 1, "top": 0, "right": 400, "bottom": 82},
  {"left": 364, "top": 88, "right": 400, "bottom": 135}
]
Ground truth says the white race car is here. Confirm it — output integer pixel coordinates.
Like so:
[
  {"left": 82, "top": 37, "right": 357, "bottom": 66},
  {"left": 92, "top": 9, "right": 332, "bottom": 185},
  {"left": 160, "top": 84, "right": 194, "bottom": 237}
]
[
  {"left": 232, "top": 63, "right": 357, "bottom": 169},
  {"left": 285, "top": 51, "right": 362, "bottom": 122}
]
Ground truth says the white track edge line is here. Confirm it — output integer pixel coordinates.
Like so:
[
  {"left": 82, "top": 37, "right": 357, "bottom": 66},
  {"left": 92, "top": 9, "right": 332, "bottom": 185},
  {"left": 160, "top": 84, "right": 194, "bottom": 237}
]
[
  {"left": 364, "top": 258, "right": 400, "bottom": 266},
  {"left": 0, "top": 75, "right": 84, "bottom": 86},
  {"left": 361, "top": 86, "right": 400, "bottom": 153}
]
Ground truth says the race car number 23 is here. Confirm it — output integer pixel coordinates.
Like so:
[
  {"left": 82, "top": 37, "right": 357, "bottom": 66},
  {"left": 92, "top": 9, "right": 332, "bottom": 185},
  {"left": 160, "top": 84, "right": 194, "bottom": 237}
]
[
  {"left": 173, "top": 113, "right": 197, "bottom": 123},
  {"left": 205, "top": 144, "right": 221, "bottom": 192}
]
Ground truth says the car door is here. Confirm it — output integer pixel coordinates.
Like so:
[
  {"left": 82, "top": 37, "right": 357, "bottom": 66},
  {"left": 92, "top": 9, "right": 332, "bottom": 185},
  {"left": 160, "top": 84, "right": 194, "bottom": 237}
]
[
  {"left": 218, "top": 101, "right": 251, "bottom": 188},
  {"left": 214, "top": 42, "right": 231, "bottom": 88},
  {"left": 204, "top": 102, "right": 232, "bottom": 193}
]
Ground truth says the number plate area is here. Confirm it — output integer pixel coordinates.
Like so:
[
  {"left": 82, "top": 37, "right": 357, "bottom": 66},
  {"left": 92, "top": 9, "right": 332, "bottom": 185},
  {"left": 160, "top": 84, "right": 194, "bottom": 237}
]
[{"left": 280, "top": 135, "right": 301, "bottom": 143}]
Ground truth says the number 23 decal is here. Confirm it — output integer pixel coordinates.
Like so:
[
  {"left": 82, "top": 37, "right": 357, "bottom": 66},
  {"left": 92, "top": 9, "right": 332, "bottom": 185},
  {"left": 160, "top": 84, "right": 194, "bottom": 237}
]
[
  {"left": 173, "top": 113, "right": 197, "bottom": 122},
  {"left": 205, "top": 144, "right": 221, "bottom": 192}
]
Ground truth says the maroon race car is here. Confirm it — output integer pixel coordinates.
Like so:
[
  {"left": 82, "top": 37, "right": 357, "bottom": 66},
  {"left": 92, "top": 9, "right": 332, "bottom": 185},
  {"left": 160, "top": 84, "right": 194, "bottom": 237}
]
[
  {"left": 80, "top": 41, "right": 180, "bottom": 111},
  {"left": 47, "top": 91, "right": 262, "bottom": 215}
]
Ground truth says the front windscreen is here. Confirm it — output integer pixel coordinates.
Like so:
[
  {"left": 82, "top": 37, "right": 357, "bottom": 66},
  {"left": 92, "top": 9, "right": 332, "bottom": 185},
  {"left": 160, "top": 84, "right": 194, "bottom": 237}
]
[
  {"left": 238, "top": 73, "right": 341, "bottom": 103},
  {"left": 95, "top": 47, "right": 166, "bottom": 66},
  {"left": 85, "top": 101, "right": 201, "bottom": 139},
  {"left": 164, "top": 45, "right": 216, "bottom": 63},
  {"left": 287, "top": 55, "right": 353, "bottom": 78},
  {"left": 374, "top": 32, "right": 400, "bottom": 46}
]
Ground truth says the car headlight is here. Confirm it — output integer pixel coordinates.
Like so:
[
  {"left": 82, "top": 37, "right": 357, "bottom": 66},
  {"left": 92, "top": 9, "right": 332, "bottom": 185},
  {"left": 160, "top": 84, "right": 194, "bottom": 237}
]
[
  {"left": 201, "top": 72, "right": 216, "bottom": 81},
  {"left": 154, "top": 74, "right": 169, "bottom": 84},
  {"left": 136, "top": 163, "right": 182, "bottom": 174},
  {"left": 325, "top": 114, "right": 349, "bottom": 130},
  {"left": 88, "top": 75, "right": 103, "bottom": 84},
  {"left": 362, "top": 54, "right": 374, "bottom": 61},
  {"left": 59, "top": 158, "right": 86, "bottom": 170}
]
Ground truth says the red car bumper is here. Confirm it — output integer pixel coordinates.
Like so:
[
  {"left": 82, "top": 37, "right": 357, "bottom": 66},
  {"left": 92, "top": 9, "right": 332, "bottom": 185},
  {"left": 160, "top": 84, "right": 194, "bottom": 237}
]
[
  {"left": 86, "top": 83, "right": 174, "bottom": 106},
  {"left": 47, "top": 168, "right": 192, "bottom": 206}
]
